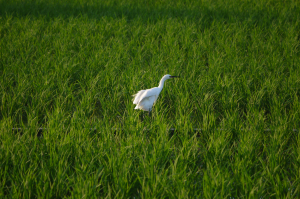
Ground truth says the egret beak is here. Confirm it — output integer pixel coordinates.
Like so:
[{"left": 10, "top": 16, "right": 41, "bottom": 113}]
[{"left": 170, "top": 76, "right": 179, "bottom": 78}]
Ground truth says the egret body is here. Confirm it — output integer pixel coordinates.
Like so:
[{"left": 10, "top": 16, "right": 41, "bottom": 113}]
[{"left": 132, "top": 74, "right": 179, "bottom": 116}]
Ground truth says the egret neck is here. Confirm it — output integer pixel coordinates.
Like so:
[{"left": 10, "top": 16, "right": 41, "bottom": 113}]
[{"left": 158, "top": 76, "right": 169, "bottom": 88}]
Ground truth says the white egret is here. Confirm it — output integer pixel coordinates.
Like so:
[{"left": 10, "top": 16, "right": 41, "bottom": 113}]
[{"left": 132, "top": 74, "right": 179, "bottom": 116}]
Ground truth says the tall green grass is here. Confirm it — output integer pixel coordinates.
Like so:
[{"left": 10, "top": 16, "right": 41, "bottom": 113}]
[{"left": 1, "top": 0, "right": 300, "bottom": 197}]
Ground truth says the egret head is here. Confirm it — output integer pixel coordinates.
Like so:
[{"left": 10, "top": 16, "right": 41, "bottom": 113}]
[
  {"left": 158, "top": 74, "right": 179, "bottom": 88},
  {"left": 165, "top": 74, "right": 180, "bottom": 79}
]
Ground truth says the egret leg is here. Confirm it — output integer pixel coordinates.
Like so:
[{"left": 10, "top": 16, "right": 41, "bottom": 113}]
[
  {"left": 140, "top": 112, "right": 144, "bottom": 122},
  {"left": 148, "top": 109, "right": 151, "bottom": 117}
]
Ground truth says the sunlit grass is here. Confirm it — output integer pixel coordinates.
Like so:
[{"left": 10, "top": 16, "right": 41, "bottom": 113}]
[{"left": 1, "top": 0, "right": 300, "bottom": 197}]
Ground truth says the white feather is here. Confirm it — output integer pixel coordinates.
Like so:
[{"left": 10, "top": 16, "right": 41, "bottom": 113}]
[{"left": 133, "top": 87, "right": 161, "bottom": 111}]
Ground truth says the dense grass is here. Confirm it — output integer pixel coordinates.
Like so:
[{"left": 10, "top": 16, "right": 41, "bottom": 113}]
[{"left": 1, "top": 0, "right": 300, "bottom": 197}]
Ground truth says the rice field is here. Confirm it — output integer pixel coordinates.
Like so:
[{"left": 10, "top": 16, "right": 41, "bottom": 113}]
[{"left": 1, "top": 0, "right": 300, "bottom": 198}]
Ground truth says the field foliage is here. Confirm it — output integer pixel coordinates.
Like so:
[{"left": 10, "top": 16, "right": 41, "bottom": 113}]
[{"left": 1, "top": 0, "right": 300, "bottom": 198}]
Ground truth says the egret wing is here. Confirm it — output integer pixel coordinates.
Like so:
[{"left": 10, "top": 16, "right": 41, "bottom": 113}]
[
  {"left": 135, "top": 95, "right": 157, "bottom": 111},
  {"left": 132, "top": 90, "right": 146, "bottom": 104},
  {"left": 138, "top": 87, "right": 161, "bottom": 104}
]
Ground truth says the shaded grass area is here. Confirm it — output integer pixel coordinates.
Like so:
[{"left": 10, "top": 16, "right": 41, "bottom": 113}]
[{"left": 1, "top": 0, "right": 300, "bottom": 197}]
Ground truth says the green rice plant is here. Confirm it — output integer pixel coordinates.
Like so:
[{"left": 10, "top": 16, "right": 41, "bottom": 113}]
[{"left": 1, "top": 0, "right": 300, "bottom": 198}]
